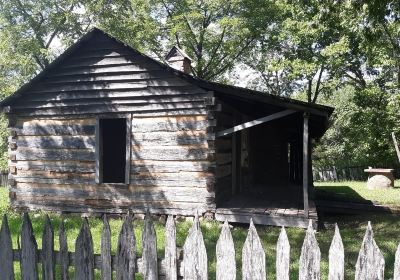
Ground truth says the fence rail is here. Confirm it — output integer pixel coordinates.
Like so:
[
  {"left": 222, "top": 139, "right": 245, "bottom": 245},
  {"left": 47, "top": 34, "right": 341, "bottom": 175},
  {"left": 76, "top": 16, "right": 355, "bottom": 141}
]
[{"left": 0, "top": 212, "right": 398, "bottom": 279}]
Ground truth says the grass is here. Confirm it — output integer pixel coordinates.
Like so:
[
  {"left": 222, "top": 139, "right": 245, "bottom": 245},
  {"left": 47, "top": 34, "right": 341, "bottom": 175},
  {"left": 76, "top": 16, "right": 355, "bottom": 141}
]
[
  {"left": 315, "top": 179, "right": 400, "bottom": 205},
  {"left": 1, "top": 187, "right": 400, "bottom": 279}
]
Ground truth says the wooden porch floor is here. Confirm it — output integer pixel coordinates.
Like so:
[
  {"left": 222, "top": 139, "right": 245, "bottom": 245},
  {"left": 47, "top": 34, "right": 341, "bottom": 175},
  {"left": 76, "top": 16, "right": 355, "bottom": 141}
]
[{"left": 215, "top": 188, "right": 318, "bottom": 228}]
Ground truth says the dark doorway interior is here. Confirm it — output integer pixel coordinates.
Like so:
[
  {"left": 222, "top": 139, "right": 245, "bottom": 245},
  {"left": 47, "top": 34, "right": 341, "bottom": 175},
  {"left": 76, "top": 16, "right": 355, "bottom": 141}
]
[{"left": 100, "top": 118, "right": 126, "bottom": 183}]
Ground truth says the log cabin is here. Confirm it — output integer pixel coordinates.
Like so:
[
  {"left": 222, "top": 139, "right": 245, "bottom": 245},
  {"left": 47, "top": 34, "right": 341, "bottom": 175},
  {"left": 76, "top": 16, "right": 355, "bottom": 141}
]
[{"left": 0, "top": 28, "right": 333, "bottom": 227}]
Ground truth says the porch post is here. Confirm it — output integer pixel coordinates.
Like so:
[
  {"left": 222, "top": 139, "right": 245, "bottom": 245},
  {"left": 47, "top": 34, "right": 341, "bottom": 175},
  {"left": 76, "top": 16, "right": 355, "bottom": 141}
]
[{"left": 303, "top": 113, "right": 309, "bottom": 217}]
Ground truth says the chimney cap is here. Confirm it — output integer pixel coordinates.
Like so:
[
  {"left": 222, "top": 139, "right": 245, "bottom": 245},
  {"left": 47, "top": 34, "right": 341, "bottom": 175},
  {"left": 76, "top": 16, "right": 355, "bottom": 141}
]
[{"left": 165, "top": 46, "right": 193, "bottom": 63}]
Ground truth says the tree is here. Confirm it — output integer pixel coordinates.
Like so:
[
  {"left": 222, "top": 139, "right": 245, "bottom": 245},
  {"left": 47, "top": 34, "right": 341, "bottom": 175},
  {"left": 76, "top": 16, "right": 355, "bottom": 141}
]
[{"left": 86, "top": 0, "right": 277, "bottom": 81}]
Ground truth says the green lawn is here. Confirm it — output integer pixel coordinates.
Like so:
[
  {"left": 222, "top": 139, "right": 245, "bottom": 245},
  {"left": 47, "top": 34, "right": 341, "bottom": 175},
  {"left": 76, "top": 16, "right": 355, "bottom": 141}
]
[
  {"left": 2, "top": 187, "right": 400, "bottom": 279},
  {"left": 315, "top": 180, "right": 400, "bottom": 205}
]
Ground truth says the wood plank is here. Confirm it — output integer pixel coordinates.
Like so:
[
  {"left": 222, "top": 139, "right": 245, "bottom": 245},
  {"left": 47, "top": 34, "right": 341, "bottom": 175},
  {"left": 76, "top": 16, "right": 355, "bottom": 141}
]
[
  {"left": 216, "top": 220, "right": 236, "bottom": 280},
  {"left": 130, "top": 146, "right": 210, "bottom": 161},
  {"left": 74, "top": 219, "right": 95, "bottom": 280},
  {"left": 242, "top": 220, "right": 265, "bottom": 280},
  {"left": 299, "top": 221, "right": 320, "bottom": 280},
  {"left": 141, "top": 212, "right": 158, "bottom": 280},
  {"left": 42, "top": 216, "right": 55, "bottom": 280},
  {"left": 183, "top": 213, "right": 207, "bottom": 279},
  {"left": 165, "top": 216, "right": 177, "bottom": 280},
  {"left": 21, "top": 213, "right": 38, "bottom": 280},
  {"left": 276, "top": 227, "right": 290, "bottom": 280},
  {"left": 101, "top": 215, "right": 112, "bottom": 280},
  {"left": 355, "top": 222, "right": 384, "bottom": 280},
  {"left": 216, "top": 109, "right": 296, "bottom": 137},
  {"left": 215, "top": 211, "right": 312, "bottom": 228},
  {"left": 329, "top": 224, "right": 344, "bottom": 280},
  {"left": 0, "top": 215, "right": 14, "bottom": 279},
  {"left": 59, "top": 220, "right": 69, "bottom": 280},
  {"left": 116, "top": 214, "right": 136, "bottom": 280}
]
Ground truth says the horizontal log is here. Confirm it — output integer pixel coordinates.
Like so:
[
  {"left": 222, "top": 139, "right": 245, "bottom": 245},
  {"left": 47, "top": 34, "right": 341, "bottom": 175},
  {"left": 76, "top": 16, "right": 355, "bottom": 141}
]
[
  {"left": 12, "top": 201, "right": 214, "bottom": 215},
  {"left": 11, "top": 103, "right": 206, "bottom": 116},
  {"left": 131, "top": 160, "right": 214, "bottom": 173},
  {"left": 15, "top": 148, "right": 95, "bottom": 161},
  {"left": 12, "top": 195, "right": 213, "bottom": 210},
  {"left": 56, "top": 63, "right": 161, "bottom": 75},
  {"left": 132, "top": 117, "right": 210, "bottom": 133},
  {"left": 130, "top": 171, "right": 212, "bottom": 180},
  {"left": 132, "top": 131, "right": 210, "bottom": 146},
  {"left": 130, "top": 146, "right": 211, "bottom": 161},
  {"left": 15, "top": 95, "right": 207, "bottom": 110},
  {"left": 16, "top": 136, "right": 95, "bottom": 149},
  {"left": 13, "top": 125, "right": 95, "bottom": 136},
  {"left": 30, "top": 81, "right": 148, "bottom": 94},
  {"left": 60, "top": 55, "right": 147, "bottom": 68},
  {"left": 20, "top": 86, "right": 209, "bottom": 102},
  {"left": 45, "top": 70, "right": 172, "bottom": 82},
  {"left": 16, "top": 118, "right": 95, "bottom": 126},
  {"left": 14, "top": 177, "right": 95, "bottom": 185},
  {"left": 129, "top": 178, "right": 212, "bottom": 188},
  {"left": 16, "top": 170, "right": 94, "bottom": 179},
  {"left": 12, "top": 185, "right": 214, "bottom": 203},
  {"left": 16, "top": 161, "right": 95, "bottom": 173}
]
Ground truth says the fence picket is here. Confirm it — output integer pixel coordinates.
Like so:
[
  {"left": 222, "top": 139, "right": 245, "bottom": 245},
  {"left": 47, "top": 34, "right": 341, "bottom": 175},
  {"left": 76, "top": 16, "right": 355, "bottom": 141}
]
[
  {"left": 328, "top": 224, "right": 344, "bottom": 280},
  {"left": 59, "top": 219, "right": 69, "bottom": 280},
  {"left": 42, "top": 216, "right": 55, "bottom": 280},
  {"left": 21, "top": 213, "right": 38, "bottom": 280},
  {"left": 75, "top": 218, "right": 94, "bottom": 280},
  {"left": 299, "top": 220, "right": 320, "bottom": 280},
  {"left": 142, "top": 211, "right": 158, "bottom": 280},
  {"left": 355, "top": 222, "right": 384, "bottom": 280},
  {"left": 0, "top": 215, "right": 14, "bottom": 279},
  {"left": 183, "top": 211, "right": 208, "bottom": 279},
  {"left": 394, "top": 243, "right": 400, "bottom": 280},
  {"left": 242, "top": 219, "right": 265, "bottom": 280},
  {"left": 101, "top": 215, "right": 112, "bottom": 280},
  {"left": 116, "top": 213, "right": 136, "bottom": 280},
  {"left": 276, "top": 226, "right": 290, "bottom": 280},
  {"left": 216, "top": 220, "right": 236, "bottom": 280},
  {"left": 165, "top": 215, "right": 177, "bottom": 280}
]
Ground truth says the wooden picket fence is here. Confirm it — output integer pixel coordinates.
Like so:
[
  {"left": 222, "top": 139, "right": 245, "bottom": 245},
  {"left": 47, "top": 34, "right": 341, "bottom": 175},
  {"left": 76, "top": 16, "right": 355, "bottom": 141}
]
[{"left": 0, "top": 212, "right": 398, "bottom": 279}]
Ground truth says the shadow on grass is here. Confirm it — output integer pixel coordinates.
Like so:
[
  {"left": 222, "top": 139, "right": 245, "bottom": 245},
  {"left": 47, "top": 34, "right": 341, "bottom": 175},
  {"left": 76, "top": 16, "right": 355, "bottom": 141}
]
[{"left": 315, "top": 185, "right": 374, "bottom": 204}]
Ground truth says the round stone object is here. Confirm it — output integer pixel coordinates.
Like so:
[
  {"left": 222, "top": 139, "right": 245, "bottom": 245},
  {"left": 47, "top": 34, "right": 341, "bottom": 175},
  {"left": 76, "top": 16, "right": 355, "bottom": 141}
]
[{"left": 367, "top": 174, "right": 393, "bottom": 190}]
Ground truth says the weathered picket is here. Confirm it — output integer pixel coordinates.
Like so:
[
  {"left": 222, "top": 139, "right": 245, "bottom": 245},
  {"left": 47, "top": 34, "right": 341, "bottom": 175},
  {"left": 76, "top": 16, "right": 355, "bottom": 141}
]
[{"left": 0, "top": 212, "right": 398, "bottom": 279}]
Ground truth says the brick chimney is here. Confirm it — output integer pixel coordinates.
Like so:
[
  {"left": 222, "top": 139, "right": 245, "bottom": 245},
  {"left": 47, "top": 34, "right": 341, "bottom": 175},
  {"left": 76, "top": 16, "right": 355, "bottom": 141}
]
[{"left": 165, "top": 46, "right": 192, "bottom": 74}]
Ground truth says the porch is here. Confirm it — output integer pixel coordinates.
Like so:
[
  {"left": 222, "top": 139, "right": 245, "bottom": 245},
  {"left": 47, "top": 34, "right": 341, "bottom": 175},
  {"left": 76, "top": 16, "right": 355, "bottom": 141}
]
[{"left": 215, "top": 185, "right": 317, "bottom": 228}]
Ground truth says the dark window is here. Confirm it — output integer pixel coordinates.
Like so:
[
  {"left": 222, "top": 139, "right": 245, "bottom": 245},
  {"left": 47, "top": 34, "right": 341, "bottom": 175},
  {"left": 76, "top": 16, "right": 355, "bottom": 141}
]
[{"left": 100, "top": 118, "right": 127, "bottom": 183}]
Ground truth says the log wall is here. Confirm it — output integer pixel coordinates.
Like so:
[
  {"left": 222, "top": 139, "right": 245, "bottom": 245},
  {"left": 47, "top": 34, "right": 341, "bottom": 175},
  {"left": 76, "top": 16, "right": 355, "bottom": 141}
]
[
  {"left": 6, "top": 30, "right": 218, "bottom": 215},
  {"left": 8, "top": 114, "right": 216, "bottom": 215}
]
